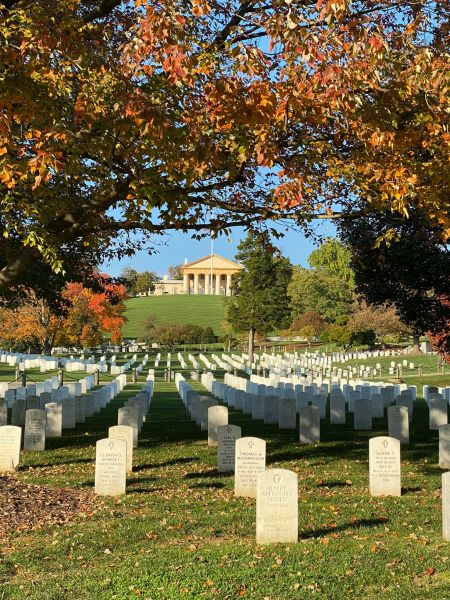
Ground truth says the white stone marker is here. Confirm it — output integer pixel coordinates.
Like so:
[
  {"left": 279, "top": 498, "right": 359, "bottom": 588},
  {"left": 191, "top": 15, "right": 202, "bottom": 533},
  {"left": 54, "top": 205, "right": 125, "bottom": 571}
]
[
  {"left": 217, "top": 424, "right": 241, "bottom": 472},
  {"left": 75, "top": 396, "right": 86, "bottom": 424},
  {"left": 388, "top": 406, "right": 409, "bottom": 445},
  {"left": 62, "top": 397, "right": 76, "bottom": 429},
  {"left": 371, "top": 394, "right": 385, "bottom": 419},
  {"left": 354, "top": 399, "right": 372, "bottom": 430},
  {"left": 39, "top": 392, "right": 52, "bottom": 410},
  {"left": 95, "top": 438, "right": 127, "bottom": 496},
  {"left": 252, "top": 395, "right": 265, "bottom": 420},
  {"left": 234, "top": 437, "right": 266, "bottom": 498},
  {"left": 26, "top": 396, "right": 40, "bottom": 411},
  {"left": 0, "top": 402, "right": 7, "bottom": 426},
  {"left": 201, "top": 398, "right": 218, "bottom": 432},
  {"left": 264, "top": 396, "right": 279, "bottom": 425},
  {"left": 278, "top": 398, "right": 296, "bottom": 429},
  {"left": 207, "top": 405, "right": 228, "bottom": 447},
  {"left": 439, "top": 425, "right": 450, "bottom": 469},
  {"left": 118, "top": 406, "right": 139, "bottom": 448},
  {"left": 4, "top": 390, "right": 15, "bottom": 408},
  {"left": 430, "top": 398, "right": 448, "bottom": 431},
  {"left": 299, "top": 405, "right": 320, "bottom": 444},
  {"left": 108, "top": 425, "right": 133, "bottom": 472},
  {"left": 243, "top": 393, "right": 253, "bottom": 415},
  {"left": 24, "top": 409, "right": 46, "bottom": 451},
  {"left": 256, "top": 468, "right": 298, "bottom": 544},
  {"left": 234, "top": 390, "right": 244, "bottom": 411},
  {"left": 396, "top": 396, "right": 413, "bottom": 423},
  {"left": 11, "top": 399, "right": 26, "bottom": 427},
  {"left": 0, "top": 425, "right": 21, "bottom": 472},
  {"left": 443, "top": 472, "right": 450, "bottom": 541},
  {"left": 369, "top": 436, "right": 401, "bottom": 497},
  {"left": 45, "top": 403, "right": 62, "bottom": 437},
  {"left": 312, "top": 394, "right": 327, "bottom": 419},
  {"left": 330, "top": 396, "right": 345, "bottom": 424}
]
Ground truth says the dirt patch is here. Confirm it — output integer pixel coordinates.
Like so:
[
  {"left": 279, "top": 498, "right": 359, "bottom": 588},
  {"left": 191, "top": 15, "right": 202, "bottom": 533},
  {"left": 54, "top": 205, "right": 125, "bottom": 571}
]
[{"left": 0, "top": 475, "right": 99, "bottom": 537}]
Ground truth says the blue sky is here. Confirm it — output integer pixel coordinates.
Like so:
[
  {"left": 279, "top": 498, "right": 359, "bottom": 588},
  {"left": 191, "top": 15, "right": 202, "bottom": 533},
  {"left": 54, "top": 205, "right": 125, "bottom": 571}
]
[{"left": 102, "top": 219, "right": 336, "bottom": 277}]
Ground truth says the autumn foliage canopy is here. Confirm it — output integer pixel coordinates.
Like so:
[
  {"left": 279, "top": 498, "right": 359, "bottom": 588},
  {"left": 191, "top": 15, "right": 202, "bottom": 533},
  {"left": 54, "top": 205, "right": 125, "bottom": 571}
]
[
  {"left": 0, "top": 275, "right": 127, "bottom": 351},
  {"left": 0, "top": 0, "right": 448, "bottom": 291}
]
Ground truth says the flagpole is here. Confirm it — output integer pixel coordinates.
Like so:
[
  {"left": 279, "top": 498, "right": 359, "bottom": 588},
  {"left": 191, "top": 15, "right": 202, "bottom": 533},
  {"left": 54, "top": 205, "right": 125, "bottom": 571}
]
[{"left": 210, "top": 211, "right": 214, "bottom": 295}]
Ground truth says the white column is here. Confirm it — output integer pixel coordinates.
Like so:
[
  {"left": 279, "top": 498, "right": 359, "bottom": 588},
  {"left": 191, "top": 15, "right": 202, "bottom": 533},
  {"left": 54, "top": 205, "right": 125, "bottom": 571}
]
[
  {"left": 204, "top": 272, "right": 210, "bottom": 295},
  {"left": 226, "top": 274, "right": 232, "bottom": 296},
  {"left": 183, "top": 273, "right": 189, "bottom": 294},
  {"left": 194, "top": 273, "right": 199, "bottom": 295},
  {"left": 215, "top": 273, "right": 221, "bottom": 295}
]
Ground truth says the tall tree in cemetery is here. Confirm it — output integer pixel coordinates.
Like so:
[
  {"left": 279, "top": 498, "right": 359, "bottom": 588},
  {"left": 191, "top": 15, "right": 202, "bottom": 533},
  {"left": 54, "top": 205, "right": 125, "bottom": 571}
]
[
  {"left": 225, "top": 232, "right": 292, "bottom": 364},
  {"left": 288, "top": 239, "right": 355, "bottom": 323},
  {"left": 0, "top": 1, "right": 448, "bottom": 297},
  {"left": 0, "top": 275, "right": 127, "bottom": 351},
  {"left": 339, "top": 209, "right": 450, "bottom": 350}
]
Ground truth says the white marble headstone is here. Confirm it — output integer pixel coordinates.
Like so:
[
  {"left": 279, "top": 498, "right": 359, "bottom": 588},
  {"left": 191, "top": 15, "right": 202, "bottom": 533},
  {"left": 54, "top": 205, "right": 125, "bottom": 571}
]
[
  {"left": 256, "top": 469, "right": 298, "bottom": 544},
  {"left": 108, "top": 425, "right": 133, "bottom": 472},
  {"left": 369, "top": 436, "right": 401, "bottom": 497},
  {"left": 234, "top": 437, "right": 266, "bottom": 498},
  {"left": 430, "top": 398, "right": 448, "bottom": 431},
  {"left": 217, "top": 424, "right": 241, "bottom": 472},
  {"left": 443, "top": 472, "right": 450, "bottom": 541},
  {"left": 45, "top": 403, "right": 62, "bottom": 438},
  {"left": 439, "top": 425, "right": 450, "bottom": 469},
  {"left": 95, "top": 438, "right": 127, "bottom": 496},
  {"left": 0, "top": 425, "right": 21, "bottom": 472},
  {"left": 207, "top": 405, "right": 228, "bottom": 447},
  {"left": 299, "top": 405, "right": 320, "bottom": 444},
  {"left": 24, "top": 409, "right": 46, "bottom": 451},
  {"left": 388, "top": 405, "right": 409, "bottom": 445}
]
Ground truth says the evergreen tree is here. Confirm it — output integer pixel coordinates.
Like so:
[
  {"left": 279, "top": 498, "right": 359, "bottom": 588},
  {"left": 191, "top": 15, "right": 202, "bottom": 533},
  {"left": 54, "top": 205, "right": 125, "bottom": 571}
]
[{"left": 225, "top": 232, "right": 292, "bottom": 364}]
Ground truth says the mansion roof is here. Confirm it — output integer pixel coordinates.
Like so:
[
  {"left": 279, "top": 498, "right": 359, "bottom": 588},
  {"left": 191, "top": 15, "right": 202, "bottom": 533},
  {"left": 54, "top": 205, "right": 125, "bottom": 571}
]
[{"left": 182, "top": 253, "right": 243, "bottom": 271}]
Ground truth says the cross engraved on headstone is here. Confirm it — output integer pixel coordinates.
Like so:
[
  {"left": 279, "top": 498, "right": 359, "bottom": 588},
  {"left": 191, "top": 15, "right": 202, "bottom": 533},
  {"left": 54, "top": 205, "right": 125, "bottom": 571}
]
[
  {"left": 383, "top": 440, "right": 388, "bottom": 448},
  {"left": 248, "top": 441, "right": 254, "bottom": 448},
  {"left": 108, "top": 441, "right": 114, "bottom": 450}
]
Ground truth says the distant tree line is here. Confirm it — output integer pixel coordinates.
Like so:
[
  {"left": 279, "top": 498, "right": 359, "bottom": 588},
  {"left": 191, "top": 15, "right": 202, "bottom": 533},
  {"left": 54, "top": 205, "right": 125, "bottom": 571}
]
[
  {"left": 224, "top": 226, "right": 450, "bottom": 361},
  {"left": 140, "top": 315, "right": 217, "bottom": 350},
  {"left": 120, "top": 264, "right": 183, "bottom": 296}
]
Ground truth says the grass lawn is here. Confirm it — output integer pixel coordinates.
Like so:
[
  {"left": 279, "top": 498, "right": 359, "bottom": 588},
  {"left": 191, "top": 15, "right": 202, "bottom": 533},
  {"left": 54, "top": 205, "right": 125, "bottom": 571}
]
[
  {"left": 123, "top": 295, "right": 226, "bottom": 338},
  {"left": 1, "top": 354, "right": 450, "bottom": 599}
]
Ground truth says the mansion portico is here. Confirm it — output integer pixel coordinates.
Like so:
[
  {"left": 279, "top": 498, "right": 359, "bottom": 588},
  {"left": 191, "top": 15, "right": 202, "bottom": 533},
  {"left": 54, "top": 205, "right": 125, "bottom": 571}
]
[
  {"left": 149, "top": 254, "right": 243, "bottom": 296},
  {"left": 182, "top": 254, "right": 243, "bottom": 295}
]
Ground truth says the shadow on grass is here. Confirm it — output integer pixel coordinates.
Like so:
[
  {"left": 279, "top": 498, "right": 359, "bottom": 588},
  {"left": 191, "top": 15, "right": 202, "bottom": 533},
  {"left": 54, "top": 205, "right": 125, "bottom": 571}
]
[
  {"left": 189, "top": 482, "right": 226, "bottom": 489},
  {"left": 300, "top": 517, "right": 386, "bottom": 539},
  {"left": 316, "top": 481, "right": 352, "bottom": 488},
  {"left": 133, "top": 457, "right": 196, "bottom": 471},
  {"left": 128, "top": 487, "right": 165, "bottom": 495},
  {"left": 21, "top": 457, "right": 92, "bottom": 469},
  {"left": 127, "top": 475, "right": 159, "bottom": 485},
  {"left": 184, "top": 470, "right": 231, "bottom": 480},
  {"left": 402, "top": 486, "right": 423, "bottom": 494}
]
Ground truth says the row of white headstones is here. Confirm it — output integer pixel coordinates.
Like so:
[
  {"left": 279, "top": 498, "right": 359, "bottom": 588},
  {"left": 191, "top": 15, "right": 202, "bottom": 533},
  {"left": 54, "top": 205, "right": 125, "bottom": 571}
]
[
  {"left": 0, "top": 374, "right": 130, "bottom": 469},
  {"left": 175, "top": 372, "right": 450, "bottom": 545},
  {"left": 197, "top": 374, "right": 450, "bottom": 466},
  {"left": 94, "top": 380, "right": 154, "bottom": 496}
]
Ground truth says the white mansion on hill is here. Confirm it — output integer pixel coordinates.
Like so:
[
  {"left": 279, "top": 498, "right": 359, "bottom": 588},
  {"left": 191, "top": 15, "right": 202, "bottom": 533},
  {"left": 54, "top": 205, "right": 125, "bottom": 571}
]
[{"left": 152, "top": 254, "right": 243, "bottom": 296}]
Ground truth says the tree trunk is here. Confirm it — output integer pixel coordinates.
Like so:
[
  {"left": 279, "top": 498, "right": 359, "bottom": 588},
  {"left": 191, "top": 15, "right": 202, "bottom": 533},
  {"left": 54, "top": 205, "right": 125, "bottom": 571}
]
[
  {"left": 412, "top": 329, "right": 421, "bottom": 352},
  {"left": 248, "top": 328, "right": 255, "bottom": 366},
  {"left": 43, "top": 339, "right": 53, "bottom": 355}
]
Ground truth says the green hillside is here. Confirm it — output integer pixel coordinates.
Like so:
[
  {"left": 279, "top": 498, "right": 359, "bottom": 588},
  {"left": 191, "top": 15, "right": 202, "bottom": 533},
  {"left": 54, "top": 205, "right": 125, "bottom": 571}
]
[{"left": 122, "top": 295, "right": 226, "bottom": 338}]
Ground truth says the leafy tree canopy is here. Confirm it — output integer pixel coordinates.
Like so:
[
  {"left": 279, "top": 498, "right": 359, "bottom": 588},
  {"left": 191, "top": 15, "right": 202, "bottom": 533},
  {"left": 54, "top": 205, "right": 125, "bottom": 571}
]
[
  {"left": 0, "top": 0, "right": 448, "bottom": 293},
  {"left": 288, "top": 238, "right": 355, "bottom": 322},
  {"left": 339, "top": 208, "right": 450, "bottom": 343}
]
